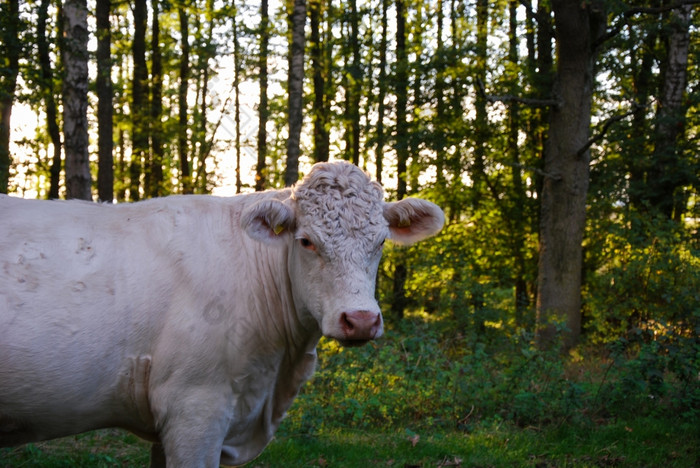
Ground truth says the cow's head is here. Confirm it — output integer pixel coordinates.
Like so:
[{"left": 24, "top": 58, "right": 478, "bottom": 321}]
[{"left": 241, "top": 162, "right": 444, "bottom": 347}]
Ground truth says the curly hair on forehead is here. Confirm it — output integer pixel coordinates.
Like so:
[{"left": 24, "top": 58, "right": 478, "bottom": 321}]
[
  {"left": 291, "top": 161, "right": 384, "bottom": 204},
  {"left": 290, "top": 162, "right": 387, "bottom": 247}
]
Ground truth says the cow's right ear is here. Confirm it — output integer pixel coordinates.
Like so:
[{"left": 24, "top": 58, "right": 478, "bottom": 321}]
[{"left": 241, "top": 199, "right": 296, "bottom": 243}]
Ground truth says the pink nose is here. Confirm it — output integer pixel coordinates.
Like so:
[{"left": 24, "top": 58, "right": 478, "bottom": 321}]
[{"left": 340, "top": 311, "right": 383, "bottom": 342}]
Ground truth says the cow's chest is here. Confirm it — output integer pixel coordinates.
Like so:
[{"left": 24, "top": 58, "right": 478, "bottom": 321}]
[{"left": 219, "top": 348, "right": 317, "bottom": 464}]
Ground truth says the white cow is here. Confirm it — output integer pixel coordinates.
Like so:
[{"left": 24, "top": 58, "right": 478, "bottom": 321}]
[{"left": 0, "top": 161, "right": 444, "bottom": 467}]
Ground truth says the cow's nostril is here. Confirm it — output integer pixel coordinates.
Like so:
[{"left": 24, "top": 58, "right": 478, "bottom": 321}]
[
  {"left": 340, "top": 310, "right": 382, "bottom": 341},
  {"left": 340, "top": 312, "right": 355, "bottom": 331}
]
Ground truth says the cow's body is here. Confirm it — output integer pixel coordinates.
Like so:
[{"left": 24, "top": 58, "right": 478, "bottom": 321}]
[{"left": 0, "top": 162, "right": 444, "bottom": 467}]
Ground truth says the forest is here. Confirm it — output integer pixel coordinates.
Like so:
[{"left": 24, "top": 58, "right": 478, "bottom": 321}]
[{"left": 1, "top": 0, "right": 699, "bottom": 466}]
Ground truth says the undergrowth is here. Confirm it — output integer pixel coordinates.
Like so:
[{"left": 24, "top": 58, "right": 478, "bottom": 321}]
[{"left": 281, "top": 311, "right": 700, "bottom": 437}]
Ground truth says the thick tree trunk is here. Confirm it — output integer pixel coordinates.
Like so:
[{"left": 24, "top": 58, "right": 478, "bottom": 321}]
[
  {"left": 536, "top": 0, "right": 604, "bottom": 350},
  {"left": 284, "top": 0, "right": 306, "bottom": 187},
  {"left": 62, "top": 0, "right": 92, "bottom": 200},
  {"left": 96, "top": 0, "right": 113, "bottom": 202}
]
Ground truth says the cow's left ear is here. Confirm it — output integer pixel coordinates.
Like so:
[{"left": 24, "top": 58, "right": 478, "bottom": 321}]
[
  {"left": 241, "top": 199, "right": 296, "bottom": 243},
  {"left": 384, "top": 198, "right": 445, "bottom": 245}
]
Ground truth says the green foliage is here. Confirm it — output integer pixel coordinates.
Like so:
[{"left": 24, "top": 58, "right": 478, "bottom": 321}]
[{"left": 584, "top": 213, "right": 700, "bottom": 344}]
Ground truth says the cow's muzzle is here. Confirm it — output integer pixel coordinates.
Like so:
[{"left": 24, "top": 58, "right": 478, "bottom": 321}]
[{"left": 338, "top": 310, "right": 383, "bottom": 347}]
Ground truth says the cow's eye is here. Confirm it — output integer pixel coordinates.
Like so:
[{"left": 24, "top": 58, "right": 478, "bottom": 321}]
[{"left": 300, "top": 238, "right": 316, "bottom": 251}]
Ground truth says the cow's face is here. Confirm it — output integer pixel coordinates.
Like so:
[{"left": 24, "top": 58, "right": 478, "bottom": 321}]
[{"left": 242, "top": 162, "right": 444, "bottom": 347}]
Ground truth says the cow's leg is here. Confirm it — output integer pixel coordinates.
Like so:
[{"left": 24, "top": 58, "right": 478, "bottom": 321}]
[
  {"left": 153, "top": 390, "right": 232, "bottom": 468},
  {"left": 150, "top": 442, "right": 166, "bottom": 468},
  {"left": 159, "top": 421, "right": 229, "bottom": 468}
]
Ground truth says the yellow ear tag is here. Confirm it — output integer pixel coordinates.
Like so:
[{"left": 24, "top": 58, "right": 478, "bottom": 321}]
[{"left": 273, "top": 224, "right": 285, "bottom": 235}]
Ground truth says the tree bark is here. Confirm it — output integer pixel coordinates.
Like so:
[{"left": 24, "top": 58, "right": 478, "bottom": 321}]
[
  {"left": 627, "top": 15, "right": 659, "bottom": 214},
  {"left": 310, "top": 0, "right": 329, "bottom": 163},
  {"left": 148, "top": 0, "right": 164, "bottom": 198},
  {"left": 0, "top": 0, "right": 20, "bottom": 193},
  {"left": 233, "top": 0, "right": 243, "bottom": 193},
  {"left": 394, "top": 0, "right": 408, "bottom": 200},
  {"left": 62, "top": 0, "right": 92, "bottom": 200},
  {"left": 256, "top": 0, "right": 270, "bottom": 191},
  {"left": 391, "top": 0, "right": 408, "bottom": 320},
  {"left": 536, "top": 0, "right": 604, "bottom": 350},
  {"left": 347, "top": 0, "right": 361, "bottom": 166},
  {"left": 472, "top": 0, "right": 488, "bottom": 210},
  {"left": 178, "top": 5, "right": 192, "bottom": 194},
  {"left": 647, "top": 4, "right": 692, "bottom": 221},
  {"left": 38, "top": 0, "right": 63, "bottom": 199},
  {"left": 507, "top": 0, "right": 530, "bottom": 323},
  {"left": 96, "top": 0, "right": 113, "bottom": 202},
  {"left": 130, "top": 0, "right": 148, "bottom": 201},
  {"left": 284, "top": 0, "right": 306, "bottom": 187},
  {"left": 374, "top": 0, "right": 388, "bottom": 184}
]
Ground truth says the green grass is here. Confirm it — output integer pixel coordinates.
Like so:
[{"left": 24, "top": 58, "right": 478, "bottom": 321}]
[
  {"left": 253, "top": 416, "right": 699, "bottom": 468},
  {"left": 2, "top": 415, "right": 697, "bottom": 467},
  {"left": 0, "top": 429, "right": 150, "bottom": 467}
]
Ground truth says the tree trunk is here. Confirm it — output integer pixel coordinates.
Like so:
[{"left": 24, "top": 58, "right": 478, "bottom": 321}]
[
  {"left": 178, "top": 5, "right": 192, "bottom": 194},
  {"left": 507, "top": 0, "right": 530, "bottom": 323},
  {"left": 347, "top": 0, "right": 361, "bottom": 166},
  {"left": 256, "top": 0, "right": 270, "bottom": 191},
  {"left": 284, "top": 0, "right": 306, "bottom": 187},
  {"left": 374, "top": 0, "right": 388, "bottom": 184},
  {"left": 96, "top": 0, "right": 113, "bottom": 202},
  {"left": 194, "top": 0, "right": 214, "bottom": 194},
  {"left": 130, "top": 0, "right": 148, "bottom": 201},
  {"left": 148, "top": 0, "right": 164, "bottom": 198},
  {"left": 394, "top": 0, "right": 408, "bottom": 200},
  {"left": 233, "top": 0, "right": 243, "bottom": 193},
  {"left": 647, "top": 4, "right": 692, "bottom": 221},
  {"left": 536, "top": 0, "right": 604, "bottom": 350},
  {"left": 0, "top": 0, "right": 19, "bottom": 193},
  {"left": 391, "top": 0, "right": 408, "bottom": 320},
  {"left": 310, "top": 0, "right": 329, "bottom": 163},
  {"left": 472, "top": 0, "right": 488, "bottom": 210},
  {"left": 434, "top": 0, "right": 445, "bottom": 185},
  {"left": 62, "top": 0, "right": 92, "bottom": 200},
  {"left": 38, "top": 0, "right": 63, "bottom": 199},
  {"left": 627, "top": 17, "right": 659, "bottom": 214}
]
